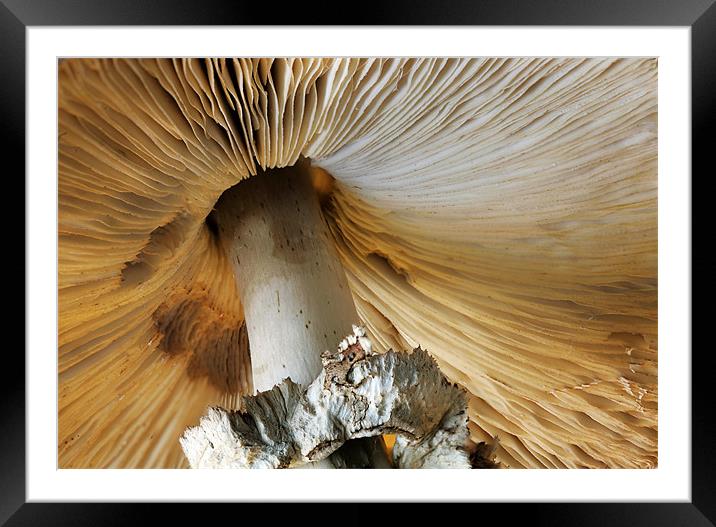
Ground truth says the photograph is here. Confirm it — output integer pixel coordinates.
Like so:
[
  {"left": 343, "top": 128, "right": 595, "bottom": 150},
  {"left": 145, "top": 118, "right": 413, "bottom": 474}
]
[{"left": 57, "top": 57, "right": 658, "bottom": 470}]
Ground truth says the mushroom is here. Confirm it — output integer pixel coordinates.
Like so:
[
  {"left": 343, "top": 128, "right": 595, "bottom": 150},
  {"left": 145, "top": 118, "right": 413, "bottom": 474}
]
[{"left": 59, "top": 57, "right": 657, "bottom": 469}]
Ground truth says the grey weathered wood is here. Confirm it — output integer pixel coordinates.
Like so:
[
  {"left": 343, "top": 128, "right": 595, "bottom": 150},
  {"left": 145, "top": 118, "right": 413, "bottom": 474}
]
[{"left": 181, "top": 326, "right": 472, "bottom": 469}]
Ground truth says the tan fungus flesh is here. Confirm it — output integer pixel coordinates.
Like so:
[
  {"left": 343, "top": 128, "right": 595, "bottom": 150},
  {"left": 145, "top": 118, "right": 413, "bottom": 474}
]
[{"left": 59, "top": 58, "right": 657, "bottom": 468}]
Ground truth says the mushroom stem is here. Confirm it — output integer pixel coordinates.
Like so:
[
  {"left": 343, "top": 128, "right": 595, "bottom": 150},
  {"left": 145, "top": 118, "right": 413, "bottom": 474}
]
[{"left": 214, "top": 159, "right": 389, "bottom": 468}]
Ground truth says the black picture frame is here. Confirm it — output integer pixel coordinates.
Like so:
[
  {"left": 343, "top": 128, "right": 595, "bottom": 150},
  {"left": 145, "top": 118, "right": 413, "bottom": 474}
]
[{"left": 5, "top": 1, "right": 709, "bottom": 524}]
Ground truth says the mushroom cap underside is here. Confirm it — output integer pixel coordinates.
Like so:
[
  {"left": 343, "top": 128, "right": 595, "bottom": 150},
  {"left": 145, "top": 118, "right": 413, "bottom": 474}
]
[{"left": 59, "top": 57, "right": 657, "bottom": 468}]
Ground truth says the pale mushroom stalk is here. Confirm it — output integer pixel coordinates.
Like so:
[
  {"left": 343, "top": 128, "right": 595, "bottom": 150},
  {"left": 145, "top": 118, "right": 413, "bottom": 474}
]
[
  {"left": 212, "top": 159, "right": 389, "bottom": 468},
  {"left": 214, "top": 160, "right": 353, "bottom": 392}
]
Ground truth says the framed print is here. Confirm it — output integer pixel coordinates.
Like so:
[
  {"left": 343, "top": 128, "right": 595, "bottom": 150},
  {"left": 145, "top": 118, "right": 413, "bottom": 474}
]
[{"left": 6, "top": 0, "right": 710, "bottom": 524}]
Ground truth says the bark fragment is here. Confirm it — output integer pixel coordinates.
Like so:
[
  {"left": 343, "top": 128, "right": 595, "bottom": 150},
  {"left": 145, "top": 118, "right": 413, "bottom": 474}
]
[{"left": 181, "top": 326, "right": 476, "bottom": 468}]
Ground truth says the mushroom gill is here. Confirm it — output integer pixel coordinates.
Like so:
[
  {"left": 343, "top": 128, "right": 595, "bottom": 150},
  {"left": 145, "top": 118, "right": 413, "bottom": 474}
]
[{"left": 58, "top": 57, "right": 657, "bottom": 468}]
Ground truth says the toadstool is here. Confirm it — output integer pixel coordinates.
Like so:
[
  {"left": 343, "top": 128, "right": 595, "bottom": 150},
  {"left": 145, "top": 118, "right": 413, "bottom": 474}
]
[{"left": 59, "top": 57, "right": 657, "bottom": 468}]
